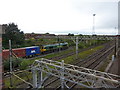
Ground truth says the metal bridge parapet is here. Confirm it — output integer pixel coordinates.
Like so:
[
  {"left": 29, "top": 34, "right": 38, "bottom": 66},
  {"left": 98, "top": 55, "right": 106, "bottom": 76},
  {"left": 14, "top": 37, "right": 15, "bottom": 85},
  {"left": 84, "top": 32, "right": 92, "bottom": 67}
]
[{"left": 31, "top": 58, "right": 120, "bottom": 88}]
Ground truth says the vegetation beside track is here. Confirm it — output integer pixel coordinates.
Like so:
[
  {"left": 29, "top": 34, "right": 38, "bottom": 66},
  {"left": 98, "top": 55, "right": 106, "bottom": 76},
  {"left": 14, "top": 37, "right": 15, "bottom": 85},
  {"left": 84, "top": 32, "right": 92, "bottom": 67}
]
[
  {"left": 4, "top": 45, "right": 104, "bottom": 88},
  {"left": 41, "top": 47, "right": 75, "bottom": 59},
  {"left": 3, "top": 39, "right": 109, "bottom": 88},
  {"left": 3, "top": 47, "right": 75, "bottom": 70},
  {"left": 58, "top": 45, "right": 104, "bottom": 64},
  {"left": 4, "top": 41, "right": 107, "bottom": 71},
  {"left": 4, "top": 71, "right": 32, "bottom": 88}
]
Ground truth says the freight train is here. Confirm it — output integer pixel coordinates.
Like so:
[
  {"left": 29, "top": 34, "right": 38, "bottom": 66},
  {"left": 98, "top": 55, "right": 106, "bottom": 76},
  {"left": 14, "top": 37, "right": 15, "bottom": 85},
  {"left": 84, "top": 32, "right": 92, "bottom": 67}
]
[{"left": 2, "top": 42, "right": 68, "bottom": 60}]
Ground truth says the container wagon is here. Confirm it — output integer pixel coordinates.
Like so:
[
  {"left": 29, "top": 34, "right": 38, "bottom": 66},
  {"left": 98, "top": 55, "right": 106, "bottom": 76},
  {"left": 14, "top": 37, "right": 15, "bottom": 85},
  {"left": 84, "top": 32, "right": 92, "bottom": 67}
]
[
  {"left": 2, "top": 42, "right": 68, "bottom": 60},
  {"left": 2, "top": 48, "right": 26, "bottom": 60},
  {"left": 25, "top": 46, "right": 40, "bottom": 57}
]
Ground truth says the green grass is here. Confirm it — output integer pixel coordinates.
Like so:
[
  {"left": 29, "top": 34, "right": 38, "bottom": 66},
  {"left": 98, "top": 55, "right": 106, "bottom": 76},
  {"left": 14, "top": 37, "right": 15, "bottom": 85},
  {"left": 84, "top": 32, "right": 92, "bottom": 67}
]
[
  {"left": 4, "top": 45, "right": 104, "bottom": 88},
  {"left": 18, "top": 45, "right": 103, "bottom": 70},
  {"left": 16, "top": 47, "right": 75, "bottom": 70},
  {"left": 58, "top": 45, "right": 104, "bottom": 64},
  {"left": 41, "top": 47, "right": 75, "bottom": 59},
  {"left": 4, "top": 71, "right": 32, "bottom": 88},
  {"left": 19, "top": 59, "right": 35, "bottom": 70}
]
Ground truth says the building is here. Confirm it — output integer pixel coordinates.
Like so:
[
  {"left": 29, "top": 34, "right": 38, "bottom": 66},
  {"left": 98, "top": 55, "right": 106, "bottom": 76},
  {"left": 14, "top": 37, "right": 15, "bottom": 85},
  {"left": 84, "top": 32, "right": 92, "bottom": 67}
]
[{"left": 24, "top": 33, "right": 56, "bottom": 40}]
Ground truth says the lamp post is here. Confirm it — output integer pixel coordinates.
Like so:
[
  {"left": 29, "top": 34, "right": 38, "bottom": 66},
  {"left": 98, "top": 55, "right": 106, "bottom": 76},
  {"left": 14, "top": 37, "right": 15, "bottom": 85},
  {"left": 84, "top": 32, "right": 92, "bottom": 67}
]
[{"left": 92, "top": 14, "right": 96, "bottom": 35}]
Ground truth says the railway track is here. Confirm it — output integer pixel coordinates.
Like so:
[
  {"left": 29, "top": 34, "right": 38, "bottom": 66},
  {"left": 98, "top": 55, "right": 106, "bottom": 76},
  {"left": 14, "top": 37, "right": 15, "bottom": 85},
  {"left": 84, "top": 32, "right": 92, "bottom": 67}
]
[
  {"left": 65, "top": 44, "right": 115, "bottom": 89},
  {"left": 74, "top": 42, "right": 114, "bottom": 67},
  {"left": 3, "top": 46, "right": 75, "bottom": 76},
  {"left": 3, "top": 41, "right": 114, "bottom": 88},
  {"left": 40, "top": 44, "right": 109, "bottom": 88},
  {"left": 42, "top": 41, "right": 115, "bottom": 89},
  {"left": 4, "top": 42, "right": 106, "bottom": 77},
  {"left": 48, "top": 42, "right": 111, "bottom": 60},
  {"left": 3, "top": 44, "right": 97, "bottom": 88}
]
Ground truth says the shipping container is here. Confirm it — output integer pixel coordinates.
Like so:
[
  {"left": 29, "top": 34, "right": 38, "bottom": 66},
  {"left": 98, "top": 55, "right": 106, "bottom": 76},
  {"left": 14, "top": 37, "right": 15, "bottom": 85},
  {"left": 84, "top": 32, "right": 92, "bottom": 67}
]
[
  {"left": 25, "top": 46, "right": 40, "bottom": 56},
  {"left": 2, "top": 50, "right": 9, "bottom": 60},
  {"left": 12, "top": 48, "right": 26, "bottom": 58},
  {"left": 2, "top": 48, "right": 26, "bottom": 60}
]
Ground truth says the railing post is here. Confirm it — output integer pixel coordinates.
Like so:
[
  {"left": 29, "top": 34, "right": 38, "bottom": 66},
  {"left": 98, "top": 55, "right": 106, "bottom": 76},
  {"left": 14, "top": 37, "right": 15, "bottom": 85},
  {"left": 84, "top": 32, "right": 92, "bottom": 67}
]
[
  {"left": 61, "top": 60, "right": 64, "bottom": 89},
  {"left": 38, "top": 62, "right": 43, "bottom": 88},
  {"left": 32, "top": 67, "right": 37, "bottom": 88},
  {"left": 112, "top": 55, "right": 115, "bottom": 61}
]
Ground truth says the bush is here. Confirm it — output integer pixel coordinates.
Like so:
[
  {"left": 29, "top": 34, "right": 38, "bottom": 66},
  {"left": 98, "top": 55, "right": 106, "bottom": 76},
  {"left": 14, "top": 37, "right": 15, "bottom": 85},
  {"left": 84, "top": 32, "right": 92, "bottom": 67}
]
[
  {"left": 38, "top": 38, "right": 44, "bottom": 41},
  {"left": 13, "top": 58, "right": 22, "bottom": 67},
  {"left": 65, "top": 40, "right": 75, "bottom": 47},
  {"left": 78, "top": 42, "right": 86, "bottom": 49},
  {"left": 19, "top": 59, "right": 34, "bottom": 70},
  {"left": 4, "top": 58, "right": 22, "bottom": 71},
  {"left": 4, "top": 60, "right": 10, "bottom": 70}
]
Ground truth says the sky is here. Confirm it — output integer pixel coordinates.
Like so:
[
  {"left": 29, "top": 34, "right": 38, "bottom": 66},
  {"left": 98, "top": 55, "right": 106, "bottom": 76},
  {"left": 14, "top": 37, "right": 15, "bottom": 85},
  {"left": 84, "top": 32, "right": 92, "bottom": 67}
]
[{"left": 0, "top": 0, "right": 119, "bottom": 35}]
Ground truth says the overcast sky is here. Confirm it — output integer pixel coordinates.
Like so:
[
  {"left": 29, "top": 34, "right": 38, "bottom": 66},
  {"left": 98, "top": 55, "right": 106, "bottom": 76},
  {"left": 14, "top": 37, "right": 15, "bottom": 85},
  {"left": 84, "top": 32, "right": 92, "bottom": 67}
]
[{"left": 0, "top": 0, "right": 119, "bottom": 35}]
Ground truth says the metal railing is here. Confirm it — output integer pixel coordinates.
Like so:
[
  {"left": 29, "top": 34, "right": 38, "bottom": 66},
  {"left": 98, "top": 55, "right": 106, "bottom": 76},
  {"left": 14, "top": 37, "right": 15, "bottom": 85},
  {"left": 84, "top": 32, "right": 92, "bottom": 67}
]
[{"left": 31, "top": 58, "right": 120, "bottom": 88}]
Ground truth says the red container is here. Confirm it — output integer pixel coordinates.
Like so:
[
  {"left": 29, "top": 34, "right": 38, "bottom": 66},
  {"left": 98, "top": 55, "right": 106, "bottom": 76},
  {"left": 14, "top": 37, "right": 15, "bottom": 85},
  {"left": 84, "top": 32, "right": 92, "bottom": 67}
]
[
  {"left": 2, "top": 50, "right": 9, "bottom": 60},
  {"left": 12, "top": 48, "right": 26, "bottom": 58},
  {"left": 2, "top": 48, "right": 26, "bottom": 60}
]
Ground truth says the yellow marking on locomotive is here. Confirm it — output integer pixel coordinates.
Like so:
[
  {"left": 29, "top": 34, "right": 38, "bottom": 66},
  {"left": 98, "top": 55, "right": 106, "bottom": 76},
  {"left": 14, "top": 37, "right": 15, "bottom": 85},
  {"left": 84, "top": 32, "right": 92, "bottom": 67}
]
[
  {"left": 41, "top": 49, "right": 47, "bottom": 52},
  {"left": 36, "top": 54, "right": 40, "bottom": 55}
]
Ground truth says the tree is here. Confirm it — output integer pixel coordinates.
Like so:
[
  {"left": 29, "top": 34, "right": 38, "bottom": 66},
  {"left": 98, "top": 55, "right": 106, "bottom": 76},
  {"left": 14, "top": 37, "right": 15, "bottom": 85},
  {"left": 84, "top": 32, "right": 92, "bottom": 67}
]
[
  {"left": 79, "top": 34, "right": 83, "bottom": 36},
  {"left": 68, "top": 33, "right": 74, "bottom": 36},
  {"left": 45, "top": 32, "right": 49, "bottom": 34},
  {"left": 2, "top": 23, "right": 25, "bottom": 48},
  {"left": 31, "top": 32, "right": 35, "bottom": 34}
]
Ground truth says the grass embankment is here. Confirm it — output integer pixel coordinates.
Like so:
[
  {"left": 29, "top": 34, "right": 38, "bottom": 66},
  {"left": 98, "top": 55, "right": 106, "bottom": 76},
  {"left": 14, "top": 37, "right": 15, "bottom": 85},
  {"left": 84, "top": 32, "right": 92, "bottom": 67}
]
[
  {"left": 4, "top": 71, "right": 32, "bottom": 88},
  {"left": 58, "top": 45, "right": 104, "bottom": 64}
]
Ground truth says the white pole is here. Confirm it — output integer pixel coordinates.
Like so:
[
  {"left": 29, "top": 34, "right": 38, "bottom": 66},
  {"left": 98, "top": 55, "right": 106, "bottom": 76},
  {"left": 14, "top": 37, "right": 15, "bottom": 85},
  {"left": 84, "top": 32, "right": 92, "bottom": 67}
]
[
  {"left": 61, "top": 60, "right": 64, "bottom": 89},
  {"left": 32, "top": 67, "right": 37, "bottom": 88},
  {"left": 112, "top": 55, "right": 115, "bottom": 61},
  {"left": 38, "top": 63, "right": 43, "bottom": 88}
]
